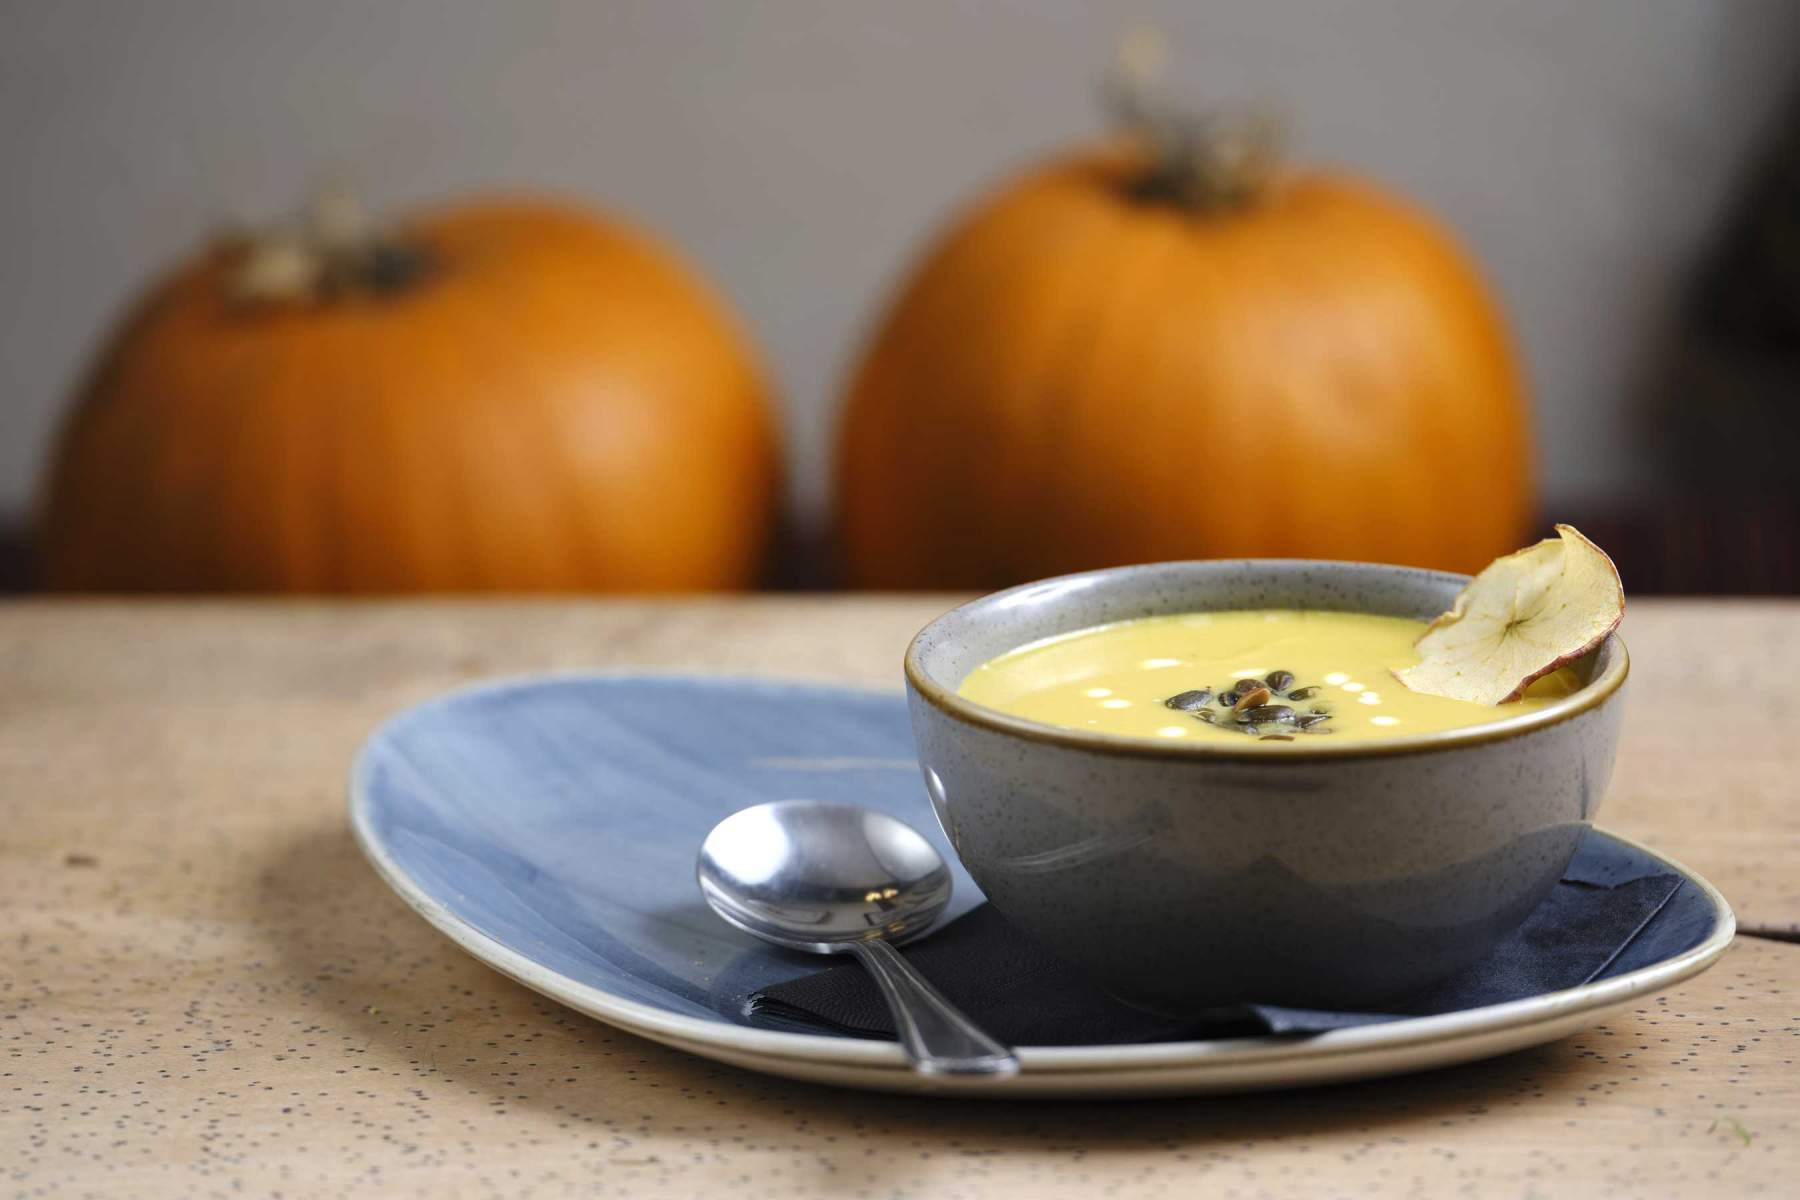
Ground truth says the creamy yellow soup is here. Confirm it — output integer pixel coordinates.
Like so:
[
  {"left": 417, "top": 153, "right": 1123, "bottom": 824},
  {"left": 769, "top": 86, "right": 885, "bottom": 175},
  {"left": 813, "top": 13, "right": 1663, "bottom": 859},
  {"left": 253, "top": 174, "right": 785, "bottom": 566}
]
[{"left": 957, "top": 610, "right": 1580, "bottom": 743}]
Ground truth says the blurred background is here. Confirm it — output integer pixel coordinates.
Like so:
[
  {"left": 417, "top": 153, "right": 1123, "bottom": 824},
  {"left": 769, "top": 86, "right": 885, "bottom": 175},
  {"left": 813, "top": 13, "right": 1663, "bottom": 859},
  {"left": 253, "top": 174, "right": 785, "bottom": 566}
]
[{"left": 3, "top": 1, "right": 1797, "bottom": 594}]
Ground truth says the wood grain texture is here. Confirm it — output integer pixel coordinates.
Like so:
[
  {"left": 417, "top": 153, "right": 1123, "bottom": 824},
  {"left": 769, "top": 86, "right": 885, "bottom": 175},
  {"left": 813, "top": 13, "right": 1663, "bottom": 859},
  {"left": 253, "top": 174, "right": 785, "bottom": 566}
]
[{"left": 1, "top": 596, "right": 1796, "bottom": 1198}]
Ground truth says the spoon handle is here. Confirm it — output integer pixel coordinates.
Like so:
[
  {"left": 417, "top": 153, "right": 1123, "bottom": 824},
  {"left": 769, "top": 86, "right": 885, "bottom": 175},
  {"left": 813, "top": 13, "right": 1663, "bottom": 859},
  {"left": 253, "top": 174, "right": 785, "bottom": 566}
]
[{"left": 849, "top": 939, "right": 1019, "bottom": 1077}]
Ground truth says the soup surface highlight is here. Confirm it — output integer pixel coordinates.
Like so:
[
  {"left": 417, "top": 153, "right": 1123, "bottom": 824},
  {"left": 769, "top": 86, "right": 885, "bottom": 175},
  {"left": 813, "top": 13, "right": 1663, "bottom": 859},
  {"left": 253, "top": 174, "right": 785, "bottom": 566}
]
[{"left": 957, "top": 610, "right": 1580, "bottom": 743}]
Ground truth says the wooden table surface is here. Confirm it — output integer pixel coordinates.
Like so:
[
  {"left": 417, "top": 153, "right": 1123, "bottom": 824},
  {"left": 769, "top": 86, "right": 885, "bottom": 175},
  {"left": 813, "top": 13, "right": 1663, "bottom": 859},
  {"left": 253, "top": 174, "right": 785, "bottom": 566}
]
[{"left": 2, "top": 596, "right": 1795, "bottom": 1198}]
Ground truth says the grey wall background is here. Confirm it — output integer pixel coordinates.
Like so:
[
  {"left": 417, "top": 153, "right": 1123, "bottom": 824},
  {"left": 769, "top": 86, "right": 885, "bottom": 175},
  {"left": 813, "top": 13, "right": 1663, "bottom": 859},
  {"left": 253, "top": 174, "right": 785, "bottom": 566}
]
[{"left": 3, "top": 1, "right": 1796, "bottom": 533}]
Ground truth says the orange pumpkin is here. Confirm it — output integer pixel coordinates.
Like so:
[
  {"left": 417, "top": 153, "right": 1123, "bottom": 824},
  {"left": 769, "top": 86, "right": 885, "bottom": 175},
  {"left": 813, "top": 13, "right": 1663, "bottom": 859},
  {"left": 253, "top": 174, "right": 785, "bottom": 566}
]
[
  {"left": 835, "top": 89, "right": 1533, "bottom": 588},
  {"left": 41, "top": 195, "right": 780, "bottom": 592}
]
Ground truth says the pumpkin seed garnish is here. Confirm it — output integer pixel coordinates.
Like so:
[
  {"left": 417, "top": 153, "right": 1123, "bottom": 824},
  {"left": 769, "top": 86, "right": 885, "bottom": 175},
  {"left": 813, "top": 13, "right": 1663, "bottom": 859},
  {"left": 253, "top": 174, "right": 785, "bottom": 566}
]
[
  {"left": 1172, "top": 671, "right": 1337, "bottom": 739},
  {"left": 1232, "top": 685, "right": 1273, "bottom": 712}
]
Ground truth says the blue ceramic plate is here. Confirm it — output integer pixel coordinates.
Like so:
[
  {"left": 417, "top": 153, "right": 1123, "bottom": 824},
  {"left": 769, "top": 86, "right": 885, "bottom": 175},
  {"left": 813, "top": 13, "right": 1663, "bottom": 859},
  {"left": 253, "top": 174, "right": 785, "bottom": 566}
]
[{"left": 350, "top": 674, "right": 1735, "bottom": 1096}]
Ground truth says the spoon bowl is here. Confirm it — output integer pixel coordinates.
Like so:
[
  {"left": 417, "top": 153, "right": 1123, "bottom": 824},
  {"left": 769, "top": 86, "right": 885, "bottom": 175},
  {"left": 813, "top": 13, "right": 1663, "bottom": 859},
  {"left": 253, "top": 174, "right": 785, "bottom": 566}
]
[
  {"left": 698, "top": 800, "right": 951, "bottom": 952},
  {"left": 697, "top": 799, "right": 1017, "bottom": 1077}
]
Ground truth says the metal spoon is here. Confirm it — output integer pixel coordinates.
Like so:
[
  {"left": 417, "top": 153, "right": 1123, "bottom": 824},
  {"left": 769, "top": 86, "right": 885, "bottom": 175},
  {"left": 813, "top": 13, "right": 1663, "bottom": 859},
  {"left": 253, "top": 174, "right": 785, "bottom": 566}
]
[{"left": 697, "top": 799, "right": 1018, "bottom": 1077}]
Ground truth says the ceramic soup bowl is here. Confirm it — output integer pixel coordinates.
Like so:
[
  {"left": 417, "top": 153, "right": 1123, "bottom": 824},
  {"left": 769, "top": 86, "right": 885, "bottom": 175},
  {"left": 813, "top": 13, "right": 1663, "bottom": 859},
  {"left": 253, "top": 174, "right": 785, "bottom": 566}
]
[{"left": 904, "top": 560, "right": 1629, "bottom": 1013}]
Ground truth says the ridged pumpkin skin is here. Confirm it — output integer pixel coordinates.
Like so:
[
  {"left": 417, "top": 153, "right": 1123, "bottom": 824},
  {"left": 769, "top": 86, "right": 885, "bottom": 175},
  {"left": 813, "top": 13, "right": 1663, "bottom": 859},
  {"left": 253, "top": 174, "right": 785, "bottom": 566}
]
[
  {"left": 42, "top": 199, "right": 780, "bottom": 592},
  {"left": 835, "top": 147, "right": 1533, "bottom": 588}
]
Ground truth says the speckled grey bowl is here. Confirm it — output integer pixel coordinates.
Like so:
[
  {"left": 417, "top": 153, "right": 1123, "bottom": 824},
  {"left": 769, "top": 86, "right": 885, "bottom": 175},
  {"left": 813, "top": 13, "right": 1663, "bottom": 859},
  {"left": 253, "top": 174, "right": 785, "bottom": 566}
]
[{"left": 904, "top": 559, "right": 1629, "bottom": 1014}]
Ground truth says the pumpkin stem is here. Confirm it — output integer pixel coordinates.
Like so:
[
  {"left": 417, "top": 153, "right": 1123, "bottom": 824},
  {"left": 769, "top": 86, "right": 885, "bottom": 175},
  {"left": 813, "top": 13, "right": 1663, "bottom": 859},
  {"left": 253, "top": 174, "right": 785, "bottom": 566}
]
[
  {"left": 1101, "top": 28, "right": 1285, "bottom": 212},
  {"left": 225, "top": 183, "right": 435, "bottom": 307}
]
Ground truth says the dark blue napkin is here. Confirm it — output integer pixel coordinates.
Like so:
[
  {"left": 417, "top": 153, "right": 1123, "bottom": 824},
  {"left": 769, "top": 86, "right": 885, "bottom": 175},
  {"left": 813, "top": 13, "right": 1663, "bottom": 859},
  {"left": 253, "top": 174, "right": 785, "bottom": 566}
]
[{"left": 747, "top": 832, "right": 1695, "bottom": 1044}]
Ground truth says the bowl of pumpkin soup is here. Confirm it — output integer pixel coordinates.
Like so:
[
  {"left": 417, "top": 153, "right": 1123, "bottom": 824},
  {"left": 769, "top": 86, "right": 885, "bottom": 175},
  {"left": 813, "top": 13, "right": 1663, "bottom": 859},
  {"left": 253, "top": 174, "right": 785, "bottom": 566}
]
[{"left": 904, "top": 557, "right": 1628, "bottom": 1014}]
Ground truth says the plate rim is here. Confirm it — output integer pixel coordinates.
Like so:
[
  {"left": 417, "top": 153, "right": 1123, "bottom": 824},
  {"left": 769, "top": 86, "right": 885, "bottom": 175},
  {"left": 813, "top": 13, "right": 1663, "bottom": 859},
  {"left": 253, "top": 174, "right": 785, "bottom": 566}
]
[{"left": 348, "top": 670, "right": 1738, "bottom": 1079}]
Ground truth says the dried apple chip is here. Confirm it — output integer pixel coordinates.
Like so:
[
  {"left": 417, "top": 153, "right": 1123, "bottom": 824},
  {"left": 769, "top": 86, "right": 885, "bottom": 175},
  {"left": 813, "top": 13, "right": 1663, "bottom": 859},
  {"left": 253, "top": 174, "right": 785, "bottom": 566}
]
[{"left": 1394, "top": 525, "right": 1624, "bottom": 705}]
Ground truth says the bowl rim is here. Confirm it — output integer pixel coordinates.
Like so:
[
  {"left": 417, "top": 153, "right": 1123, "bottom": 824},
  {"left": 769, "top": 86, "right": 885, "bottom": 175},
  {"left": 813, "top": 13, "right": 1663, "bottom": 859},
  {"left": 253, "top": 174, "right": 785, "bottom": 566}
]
[{"left": 904, "top": 558, "right": 1630, "bottom": 762}]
